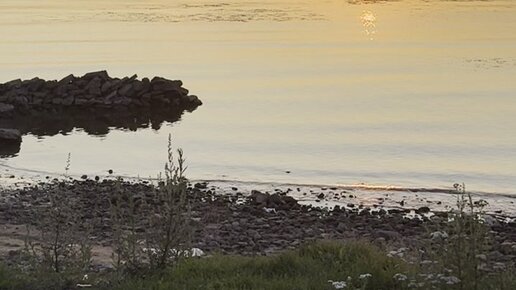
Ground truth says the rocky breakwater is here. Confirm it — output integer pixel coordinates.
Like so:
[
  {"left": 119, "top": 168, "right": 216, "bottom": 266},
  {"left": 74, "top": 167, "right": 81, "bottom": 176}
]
[{"left": 0, "top": 71, "right": 202, "bottom": 117}]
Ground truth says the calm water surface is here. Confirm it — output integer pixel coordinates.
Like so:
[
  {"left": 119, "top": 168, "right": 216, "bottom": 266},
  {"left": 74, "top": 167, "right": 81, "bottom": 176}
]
[{"left": 1, "top": 0, "right": 516, "bottom": 195}]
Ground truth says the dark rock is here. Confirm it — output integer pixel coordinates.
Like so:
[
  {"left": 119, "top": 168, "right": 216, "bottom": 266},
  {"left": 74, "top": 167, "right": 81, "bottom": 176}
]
[
  {"left": 51, "top": 98, "right": 63, "bottom": 105},
  {"left": 58, "top": 74, "right": 75, "bottom": 85},
  {"left": 13, "top": 95, "right": 29, "bottom": 106},
  {"left": 0, "top": 103, "right": 14, "bottom": 113},
  {"left": 251, "top": 190, "right": 268, "bottom": 205},
  {"left": 118, "top": 83, "right": 134, "bottom": 97},
  {"left": 4, "top": 79, "right": 22, "bottom": 88},
  {"left": 82, "top": 70, "right": 110, "bottom": 81},
  {"left": 416, "top": 206, "right": 431, "bottom": 214},
  {"left": 0, "top": 129, "right": 22, "bottom": 142},
  {"left": 62, "top": 96, "right": 75, "bottom": 106},
  {"left": 85, "top": 78, "right": 102, "bottom": 96},
  {"left": 194, "top": 182, "right": 208, "bottom": 189},
  {"left": 376, "top": 230, "right": 401, "bottom": 240}
]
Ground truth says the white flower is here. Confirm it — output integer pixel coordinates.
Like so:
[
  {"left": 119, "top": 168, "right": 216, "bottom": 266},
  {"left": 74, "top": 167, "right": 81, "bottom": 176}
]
[
  {"left": 393, "top": 273, "right": 408, "bottom": 281},
  {"left": 190, "top": 247, "right": 205, "bottom": 257},
  {"left": 327, "top": 280, "right": 347, "bottom": 289},
  {"left": 359, "top": 273, "right": 372, "bottom": 279},
  {"left": 142, "top": 247, "right": 158, "bottom": 255}
]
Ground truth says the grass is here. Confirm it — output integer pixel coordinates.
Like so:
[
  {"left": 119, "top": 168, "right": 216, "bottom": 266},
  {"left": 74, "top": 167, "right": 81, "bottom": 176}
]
[
  {"left": 2, "top": 239, "right": 511, "bottom": 289},
  {"left": 0, "top": 240, "right": 409, "bottom": 290},
  {"left": 112, "top": 240, "right": 409, "bottom": 290}
]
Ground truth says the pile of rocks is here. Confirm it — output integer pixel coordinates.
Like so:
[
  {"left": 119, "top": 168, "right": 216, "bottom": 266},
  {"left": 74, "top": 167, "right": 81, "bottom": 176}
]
[{"left": 0, "top": 71, "right": 202, "bottom": 117}]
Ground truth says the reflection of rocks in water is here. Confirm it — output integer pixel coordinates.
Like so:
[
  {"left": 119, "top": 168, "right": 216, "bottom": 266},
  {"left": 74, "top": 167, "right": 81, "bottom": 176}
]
[
  {"left": 0, "top": 71, "right": 202, "bottom": 158},
  {"left": 0, "top": 141, "right": 20, "bottom": 158},
  {"left": 0, "top": 129, "right": 22, "bottom": 158},
  {"left": 0, "top": 106, "right": 187, "bottom": 137}
]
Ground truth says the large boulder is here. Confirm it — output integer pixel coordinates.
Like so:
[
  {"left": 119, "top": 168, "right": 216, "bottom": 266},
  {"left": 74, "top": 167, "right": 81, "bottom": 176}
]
[
  {"left": 0, "top": 128, "right": 22, "bottom": 143},
  {"left": 249, "top": 190, "right": 299, "bottom": 210}
]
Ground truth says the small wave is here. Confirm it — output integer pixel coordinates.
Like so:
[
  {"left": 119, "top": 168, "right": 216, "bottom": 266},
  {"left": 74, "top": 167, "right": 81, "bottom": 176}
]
[
  {"left": 3, "top": 162, "right": 516, "bottom": 200},
  {"left": 197, "top": 178, "right": 516, "bottom": 199}
]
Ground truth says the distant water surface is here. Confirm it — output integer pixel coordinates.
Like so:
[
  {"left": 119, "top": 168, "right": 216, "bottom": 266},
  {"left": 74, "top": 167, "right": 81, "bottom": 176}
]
[{"left": 1, "top": 0, "right": 516, "bottom": 196}]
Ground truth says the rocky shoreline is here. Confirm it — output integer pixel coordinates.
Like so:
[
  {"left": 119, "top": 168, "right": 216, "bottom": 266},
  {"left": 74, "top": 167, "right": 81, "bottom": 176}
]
[{"left": 0, "top": 179, "right": 515, "bottom": 270}]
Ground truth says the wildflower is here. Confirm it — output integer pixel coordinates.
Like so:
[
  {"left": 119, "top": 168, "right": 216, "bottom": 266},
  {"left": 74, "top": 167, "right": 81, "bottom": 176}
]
[
  {"left": 328, "top": 280, "right": 347, "bottom": 289},
  {"left": 190, "top": 247, "right": 205, "bottom": 257},
  {"left": 393, "top": 273, "right": 408, "bottom": 281},
  {"left": 359, "top": 273, "right": 372, "bottom": 279}
]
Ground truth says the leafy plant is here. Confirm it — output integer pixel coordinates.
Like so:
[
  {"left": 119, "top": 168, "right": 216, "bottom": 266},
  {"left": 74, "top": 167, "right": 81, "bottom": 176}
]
[{"left": 109, "top": 134, "right": 194, "bottom": 273}]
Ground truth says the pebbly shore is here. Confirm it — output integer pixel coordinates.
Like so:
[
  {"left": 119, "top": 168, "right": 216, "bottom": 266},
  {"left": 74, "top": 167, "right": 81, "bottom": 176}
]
[{"left": 0, "top": 179, "right": 515, "bottom": 270}]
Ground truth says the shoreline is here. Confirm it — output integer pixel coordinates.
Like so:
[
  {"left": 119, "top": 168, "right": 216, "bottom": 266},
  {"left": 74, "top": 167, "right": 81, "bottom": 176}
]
[
  {"left": 0, "top": 177, "right": 515, "bottom": 271},
  {"left": 2, "top": 166, "right": 516, "bottom": 218}
]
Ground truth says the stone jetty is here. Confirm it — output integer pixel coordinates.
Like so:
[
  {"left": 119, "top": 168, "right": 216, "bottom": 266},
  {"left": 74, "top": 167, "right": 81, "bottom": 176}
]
[{"left": 0, "top": 71, "right": 202, "bottom": 118}]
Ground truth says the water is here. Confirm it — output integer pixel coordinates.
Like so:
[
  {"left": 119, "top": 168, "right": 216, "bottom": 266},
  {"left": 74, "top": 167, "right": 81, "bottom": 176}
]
[{"left": 1, "top": 0, "right": 516, "bottom": 197}]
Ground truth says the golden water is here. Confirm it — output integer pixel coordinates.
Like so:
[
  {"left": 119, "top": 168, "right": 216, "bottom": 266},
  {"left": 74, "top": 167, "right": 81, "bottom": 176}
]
[{"left": 1, "top": 0, "right": 516, "bottom": 194}]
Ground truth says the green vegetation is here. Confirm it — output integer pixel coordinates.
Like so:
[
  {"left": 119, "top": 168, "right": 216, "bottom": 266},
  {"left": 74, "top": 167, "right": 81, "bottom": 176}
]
[
  {"left": 1, "top": 239, "right": 514, "bottom": 290},
  {"left": 111, "top": 240, "right": 408, "bottom": 290},
  {"left": 0, "top": 241, "right": 408, "bottom": 290},
  {"left": 110, "top": 135, "right": 193, "bottom": 273}
]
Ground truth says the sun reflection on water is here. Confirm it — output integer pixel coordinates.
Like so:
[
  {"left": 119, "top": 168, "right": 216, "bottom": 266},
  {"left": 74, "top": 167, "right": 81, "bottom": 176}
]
[{"left": 360, "top": 10, "right": 377, "bottom": 40}]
